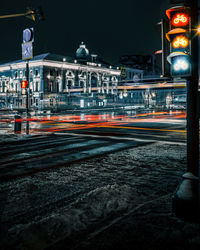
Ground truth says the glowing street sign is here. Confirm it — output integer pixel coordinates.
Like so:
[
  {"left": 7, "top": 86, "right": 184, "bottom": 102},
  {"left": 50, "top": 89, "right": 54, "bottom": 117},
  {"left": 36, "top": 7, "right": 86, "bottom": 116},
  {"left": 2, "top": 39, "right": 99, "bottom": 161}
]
[
  {"left": 22, "top": 42, "right": 33, "bottom": 60},
  {"left": 172, "top": 36, "right": 189, "bottom": 48},
  {"left": 172, "top": 13, "right": 189, "bottom": 27}
]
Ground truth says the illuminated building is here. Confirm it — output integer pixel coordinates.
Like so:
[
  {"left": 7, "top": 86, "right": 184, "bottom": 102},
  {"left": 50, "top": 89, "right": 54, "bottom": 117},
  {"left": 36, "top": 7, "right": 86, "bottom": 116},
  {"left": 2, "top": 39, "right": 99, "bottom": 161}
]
[
  {"left": 0, "top": 42, "right": 120, "bottom": 110},
  {"left": 0, "top": 42, "right": 188, "bottom": 111}
]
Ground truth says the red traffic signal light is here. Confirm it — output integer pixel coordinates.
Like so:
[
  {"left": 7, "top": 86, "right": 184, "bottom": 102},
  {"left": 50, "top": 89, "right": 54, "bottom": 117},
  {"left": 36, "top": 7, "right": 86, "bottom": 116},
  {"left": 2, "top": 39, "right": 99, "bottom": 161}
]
[
  {"left": 21, "top": 80, "right": 28, "bottom": 88},
  {"left": 172, "top": 13, "right": 189, "bottom": 27}
]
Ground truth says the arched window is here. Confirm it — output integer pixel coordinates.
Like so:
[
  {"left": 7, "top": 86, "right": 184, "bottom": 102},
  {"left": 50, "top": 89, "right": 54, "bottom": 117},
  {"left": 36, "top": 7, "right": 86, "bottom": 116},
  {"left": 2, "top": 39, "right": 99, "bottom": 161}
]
[{"left": 66, "top": 71, "right": 74, "bottom": 78}]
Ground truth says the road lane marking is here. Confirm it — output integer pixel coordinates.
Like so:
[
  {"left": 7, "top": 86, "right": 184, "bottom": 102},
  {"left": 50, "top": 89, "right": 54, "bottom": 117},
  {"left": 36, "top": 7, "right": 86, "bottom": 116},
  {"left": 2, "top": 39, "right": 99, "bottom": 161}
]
[
  {"left": 53, "top": 132, "right": 186, "bottom": 145},
  {"left": 98, "top": 125, "right": 186, "bottom": 133}
]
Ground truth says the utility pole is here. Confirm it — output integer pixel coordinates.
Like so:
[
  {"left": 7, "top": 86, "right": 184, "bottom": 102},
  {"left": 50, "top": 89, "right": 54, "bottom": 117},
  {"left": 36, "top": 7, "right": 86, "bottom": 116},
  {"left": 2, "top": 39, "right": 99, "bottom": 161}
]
[
  {"left": 186, "top": 0, "right": 199, "bottom": 178},
  {"left": 26, "top": 62, "right": 29, "bottom": 134},
  {"left": 22, "top": 28, "right": 34, "bottom": 134},
  {"left": 172, "top": 0, "right": 200, "bottom": 222}
]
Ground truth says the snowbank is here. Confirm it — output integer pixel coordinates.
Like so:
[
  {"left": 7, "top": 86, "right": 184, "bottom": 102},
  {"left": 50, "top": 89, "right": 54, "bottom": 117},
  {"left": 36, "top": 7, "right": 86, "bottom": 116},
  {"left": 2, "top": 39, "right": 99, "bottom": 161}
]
[{"left": 6, "top": 184, "right": 134, "bottom": 250}]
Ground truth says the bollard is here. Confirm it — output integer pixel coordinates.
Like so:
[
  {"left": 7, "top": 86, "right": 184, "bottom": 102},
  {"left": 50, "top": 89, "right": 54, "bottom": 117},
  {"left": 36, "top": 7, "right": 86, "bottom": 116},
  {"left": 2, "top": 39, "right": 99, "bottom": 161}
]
[
  {"left": 14, "top": 115, "right": 22, "bottom": 134},
  {"left": 172, "top": 172, "right": 200, "bottom": 223}
]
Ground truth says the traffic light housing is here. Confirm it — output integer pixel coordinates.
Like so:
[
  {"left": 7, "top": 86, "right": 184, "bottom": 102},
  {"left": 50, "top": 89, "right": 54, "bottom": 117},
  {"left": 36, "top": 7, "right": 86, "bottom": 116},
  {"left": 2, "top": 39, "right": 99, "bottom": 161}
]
[
  {"left": 26, "top": 6, "right": 45, "bottom": 22},
  {"left": 166, "top": 6, "right": 191, "bottom": 77}
]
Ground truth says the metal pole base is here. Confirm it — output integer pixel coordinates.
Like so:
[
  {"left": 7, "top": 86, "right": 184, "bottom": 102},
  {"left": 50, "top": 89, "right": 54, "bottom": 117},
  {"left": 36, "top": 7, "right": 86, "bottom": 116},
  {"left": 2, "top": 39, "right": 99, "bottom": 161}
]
[
  {"left": 26, "top": 113, "right": 30, "bottom": 135},
  {"left": 172, "top": 172, "right": 200, "bottom": 223},
  {"left": 26, "top": 120, "right": 29, "bottom": 134},
  {"left": 14, "top": 115, "right": 22, "bottom": 134}
]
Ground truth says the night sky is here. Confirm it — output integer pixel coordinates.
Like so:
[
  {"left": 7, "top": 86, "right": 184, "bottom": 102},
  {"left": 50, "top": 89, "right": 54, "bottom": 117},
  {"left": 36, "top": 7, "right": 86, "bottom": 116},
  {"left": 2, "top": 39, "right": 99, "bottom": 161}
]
[{"left": 0, "top": 0, "right": 187, "bottom": 65}]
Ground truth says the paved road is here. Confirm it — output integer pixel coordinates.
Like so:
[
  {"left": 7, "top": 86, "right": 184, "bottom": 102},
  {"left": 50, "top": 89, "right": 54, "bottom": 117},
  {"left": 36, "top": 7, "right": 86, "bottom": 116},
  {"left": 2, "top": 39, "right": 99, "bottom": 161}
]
[{"left": 0, "top": 112, "right": 186, "bottom": 182}]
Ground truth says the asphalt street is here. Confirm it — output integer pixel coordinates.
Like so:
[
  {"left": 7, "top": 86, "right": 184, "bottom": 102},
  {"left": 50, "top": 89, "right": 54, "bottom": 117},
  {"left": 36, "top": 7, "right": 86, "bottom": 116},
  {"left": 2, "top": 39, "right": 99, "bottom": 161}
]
[{"left": 0, "top": 111, "right": 186, "bottom": 181}]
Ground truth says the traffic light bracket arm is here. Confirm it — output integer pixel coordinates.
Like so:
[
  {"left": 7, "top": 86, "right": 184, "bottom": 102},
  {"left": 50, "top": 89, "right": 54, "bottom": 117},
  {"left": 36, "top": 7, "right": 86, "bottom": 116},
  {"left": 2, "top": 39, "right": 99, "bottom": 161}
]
[{"left": 0, "top": 7, "right": 44, "bottom": 22}]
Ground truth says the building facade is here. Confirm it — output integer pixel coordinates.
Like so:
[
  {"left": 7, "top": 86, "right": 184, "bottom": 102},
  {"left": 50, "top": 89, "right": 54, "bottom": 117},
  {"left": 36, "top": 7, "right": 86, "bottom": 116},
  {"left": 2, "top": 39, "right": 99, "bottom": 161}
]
[
  {"left": 0, "top": 43, "right": 187, "bottom": 112},
  {"left": 0, "top": 43, "right": 120, "bottom": 111}
]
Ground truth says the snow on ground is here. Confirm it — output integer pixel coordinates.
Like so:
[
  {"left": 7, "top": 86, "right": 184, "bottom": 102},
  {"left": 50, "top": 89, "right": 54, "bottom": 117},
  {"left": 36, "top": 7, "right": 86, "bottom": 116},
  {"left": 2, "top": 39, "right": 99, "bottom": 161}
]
[
  {"left": 0, "top": 141, "right": 189, "bottom": 250},
  {"left": 5, "top": 184, "right": 134, "bottom": 250}
]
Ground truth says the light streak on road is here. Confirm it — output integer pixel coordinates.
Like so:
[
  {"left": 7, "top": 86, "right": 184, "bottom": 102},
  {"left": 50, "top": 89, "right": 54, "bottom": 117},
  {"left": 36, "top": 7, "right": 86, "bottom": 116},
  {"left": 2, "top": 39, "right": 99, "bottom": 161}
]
[
  {"left": 0, "top": 110, "right": 187, "bottom": 134},
  {"left": 27, "top": 110, "right": 187, "bottom": 134},
  {"left": 97, "top": 125, "right": 187, "bottom": 133}
]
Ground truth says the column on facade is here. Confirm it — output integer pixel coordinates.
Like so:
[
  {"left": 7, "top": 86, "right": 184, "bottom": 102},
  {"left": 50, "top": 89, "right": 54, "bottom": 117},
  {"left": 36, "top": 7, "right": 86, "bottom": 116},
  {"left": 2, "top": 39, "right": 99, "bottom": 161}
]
[{"left": 96, "top": 73, "right": 100, "bottom": 94}]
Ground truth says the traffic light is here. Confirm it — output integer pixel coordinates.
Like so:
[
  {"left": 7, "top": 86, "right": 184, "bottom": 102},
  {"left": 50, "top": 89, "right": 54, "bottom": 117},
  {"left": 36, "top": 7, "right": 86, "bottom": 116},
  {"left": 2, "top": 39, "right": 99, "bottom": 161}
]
[
  {"left": 35, "top": 7, "right": 45, "bottom": 21},
  {"left": 165, "top": 6, "right": 191, "bottom": 77},
  {"left": 26, "top": 6, "right": 45, "bottom": 22},
  {"left": 21, "top": 80, "right": 28, "bottom": 88}
]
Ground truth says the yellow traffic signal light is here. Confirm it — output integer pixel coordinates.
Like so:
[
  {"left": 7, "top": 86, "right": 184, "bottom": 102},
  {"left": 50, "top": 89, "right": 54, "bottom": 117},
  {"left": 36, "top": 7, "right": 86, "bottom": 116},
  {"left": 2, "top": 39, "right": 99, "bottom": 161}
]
[{"left": 173, "top": 35, "right": 188, "bottom": 48}]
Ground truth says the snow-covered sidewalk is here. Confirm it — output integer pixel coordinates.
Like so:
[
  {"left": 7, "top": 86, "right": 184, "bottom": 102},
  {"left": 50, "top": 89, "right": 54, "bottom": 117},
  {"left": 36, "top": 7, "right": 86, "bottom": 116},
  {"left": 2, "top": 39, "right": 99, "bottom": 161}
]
[{"left": 1, "top": 139, "right": 200, "bottom": 250}]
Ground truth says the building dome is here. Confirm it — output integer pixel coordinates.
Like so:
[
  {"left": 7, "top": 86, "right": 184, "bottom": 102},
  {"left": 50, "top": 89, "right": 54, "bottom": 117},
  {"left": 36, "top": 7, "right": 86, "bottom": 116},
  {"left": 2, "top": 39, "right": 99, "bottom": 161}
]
[{"left": 76, "top": 42, "right": 89, "bottom": 59}]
